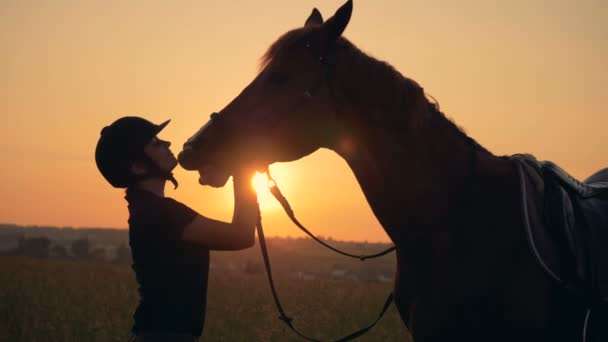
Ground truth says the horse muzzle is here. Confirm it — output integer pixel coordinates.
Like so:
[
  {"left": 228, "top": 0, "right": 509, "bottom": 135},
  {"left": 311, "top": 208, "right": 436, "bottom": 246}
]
[{"left": 177, "top": 145, "right": 200, "bottom": 171}]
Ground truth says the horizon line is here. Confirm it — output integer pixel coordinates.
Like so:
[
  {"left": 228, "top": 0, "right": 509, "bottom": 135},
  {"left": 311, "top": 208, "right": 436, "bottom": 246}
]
[{"left": 0, "top": 223, "right": 393, "bottom": 244}]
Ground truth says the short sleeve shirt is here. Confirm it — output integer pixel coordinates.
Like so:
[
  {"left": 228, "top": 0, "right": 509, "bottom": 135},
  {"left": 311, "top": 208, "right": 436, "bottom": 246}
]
[{"left": 126, "top": 188, "right": 209, "bottom": 337}]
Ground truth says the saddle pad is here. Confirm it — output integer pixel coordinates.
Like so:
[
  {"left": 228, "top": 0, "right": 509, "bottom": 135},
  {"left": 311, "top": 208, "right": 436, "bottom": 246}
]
[
  {"left": 512, "top": 154, "right": 608, "bottom": 341},
  {"left": 511, "top": 155, "right": 568, "bottom": 285},
  {"left": 512, "top": 154, "right": 608, "bottom": 297}
]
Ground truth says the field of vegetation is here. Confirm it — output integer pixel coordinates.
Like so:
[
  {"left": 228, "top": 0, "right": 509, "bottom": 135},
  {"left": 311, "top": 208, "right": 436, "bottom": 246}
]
[{"left": 1, "top": 243, "right": 411, "bottom": 341}]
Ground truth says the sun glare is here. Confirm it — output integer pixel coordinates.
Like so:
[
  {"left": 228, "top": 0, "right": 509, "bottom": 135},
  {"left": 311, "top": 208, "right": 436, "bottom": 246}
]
[{"left": 251, "top": 172, "right": 280, "bottom": 210}]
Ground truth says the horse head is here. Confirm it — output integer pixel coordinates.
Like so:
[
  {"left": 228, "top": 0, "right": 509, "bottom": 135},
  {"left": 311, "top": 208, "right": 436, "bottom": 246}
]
[{"left": 178, "top": 1, "right": 354, "bottom": 185}]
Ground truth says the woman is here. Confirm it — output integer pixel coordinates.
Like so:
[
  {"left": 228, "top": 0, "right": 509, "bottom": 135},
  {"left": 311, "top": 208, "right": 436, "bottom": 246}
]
[{"left": 95, "top": 116, "right": 259, "bottom": 342}]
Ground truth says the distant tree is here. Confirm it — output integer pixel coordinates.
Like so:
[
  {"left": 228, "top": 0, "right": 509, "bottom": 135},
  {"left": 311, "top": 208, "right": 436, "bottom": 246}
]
[
  {"left": 71, "top": 238, "right": 90, "bottom": 259},
  {"left": 51, "top": 244, "right": 68, "bottom": 258},
  {"left": 20, "top": 237, "right": 51, "bottom": 258},
  {"left": 113, "top": 243, "right": 132, "bottom": 264},
  {"left": 15, "top": 236, "right": 26, "bottom": 254}
]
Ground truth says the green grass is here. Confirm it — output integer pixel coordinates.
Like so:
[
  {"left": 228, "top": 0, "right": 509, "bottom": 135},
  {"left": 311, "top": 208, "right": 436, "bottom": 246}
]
[{"left": 0, "top": 256, "right": 410, "bottom": 341}]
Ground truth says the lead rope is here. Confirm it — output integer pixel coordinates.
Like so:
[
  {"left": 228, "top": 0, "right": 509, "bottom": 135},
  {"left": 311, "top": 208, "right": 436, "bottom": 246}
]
[
  {"left": 254, "top": 170, "right": 396, "bottom": 341},
  {"left": 256, "top": 216, "right": 394, "bottom": 341}
]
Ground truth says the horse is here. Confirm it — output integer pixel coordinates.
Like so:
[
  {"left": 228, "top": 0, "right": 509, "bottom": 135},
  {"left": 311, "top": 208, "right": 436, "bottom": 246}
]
[{"left": 177, "top": 1, "right": 607, "bottom": 341}]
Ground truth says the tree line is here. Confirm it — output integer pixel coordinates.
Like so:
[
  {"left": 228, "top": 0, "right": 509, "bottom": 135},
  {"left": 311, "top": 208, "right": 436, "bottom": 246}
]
[{"left": 4, "top": 236, "right": 132, "bottom": 263}]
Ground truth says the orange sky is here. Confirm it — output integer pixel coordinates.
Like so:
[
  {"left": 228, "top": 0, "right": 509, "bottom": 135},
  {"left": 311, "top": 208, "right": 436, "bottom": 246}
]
[{"left": 1, "top": 0, "right": 606, "bottom": 242}]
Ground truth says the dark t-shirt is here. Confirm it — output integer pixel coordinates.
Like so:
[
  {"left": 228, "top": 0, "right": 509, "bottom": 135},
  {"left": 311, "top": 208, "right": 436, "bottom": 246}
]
[{"left": 125, "top": 188, "right": 209, "bottom": 337}]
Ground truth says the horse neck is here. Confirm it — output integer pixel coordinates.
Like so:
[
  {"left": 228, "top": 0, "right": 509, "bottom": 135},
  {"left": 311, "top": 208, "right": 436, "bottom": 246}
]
[{"left": 330, "top": 94, "right": 481, "bottom": 242}]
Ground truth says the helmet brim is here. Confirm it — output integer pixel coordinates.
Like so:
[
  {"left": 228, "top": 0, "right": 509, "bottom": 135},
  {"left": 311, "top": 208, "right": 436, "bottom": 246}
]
[{"left": 157, "top": 119, "right": 171, "bottom": 133}]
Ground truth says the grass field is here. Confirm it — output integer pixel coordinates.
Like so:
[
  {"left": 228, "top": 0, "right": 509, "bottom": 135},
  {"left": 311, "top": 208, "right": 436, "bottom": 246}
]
[{"left": 0, "top": 255, "right": 410, "bottom": 341}]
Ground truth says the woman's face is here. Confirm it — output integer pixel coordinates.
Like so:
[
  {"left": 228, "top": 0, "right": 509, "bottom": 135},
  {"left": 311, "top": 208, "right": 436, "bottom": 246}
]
[{"left": 144, "top": 136, "right": 178, "bottom": 173}]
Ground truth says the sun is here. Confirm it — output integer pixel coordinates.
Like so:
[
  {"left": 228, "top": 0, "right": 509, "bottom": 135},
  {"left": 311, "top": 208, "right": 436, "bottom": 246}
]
[{"left": 251, "top": 172, "right": 280, "bottom": 210}]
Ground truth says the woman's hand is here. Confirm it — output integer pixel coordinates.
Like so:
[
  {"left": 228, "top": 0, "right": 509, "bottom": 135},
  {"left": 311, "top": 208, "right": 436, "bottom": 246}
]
[{"left": 198, "top": 159, "right": 267, "bottom": 188}]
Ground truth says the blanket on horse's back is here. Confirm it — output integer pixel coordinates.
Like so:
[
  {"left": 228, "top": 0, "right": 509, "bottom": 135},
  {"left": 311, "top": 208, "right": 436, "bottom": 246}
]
[{"left": 512, "top": 154, "right": 608, "bottom": 341}]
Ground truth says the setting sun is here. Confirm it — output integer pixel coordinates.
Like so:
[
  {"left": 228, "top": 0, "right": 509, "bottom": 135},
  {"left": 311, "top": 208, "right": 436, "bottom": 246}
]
[{"left": 251, "top": 172, "right": 280, "bottom": 210}]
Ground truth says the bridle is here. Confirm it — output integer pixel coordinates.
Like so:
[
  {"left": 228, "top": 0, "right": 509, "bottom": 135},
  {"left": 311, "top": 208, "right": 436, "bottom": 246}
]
[
  {"left": 231, "top": 41, "right": 398, "bottom": 262},
  {"left": 183, "top": 40, "right": 335, "bottom": 153}
]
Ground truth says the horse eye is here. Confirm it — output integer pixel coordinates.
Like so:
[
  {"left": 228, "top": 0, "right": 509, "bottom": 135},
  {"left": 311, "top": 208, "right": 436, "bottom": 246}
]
[{"left": 267, "top": 71, "right": 289, "bottom": 85}]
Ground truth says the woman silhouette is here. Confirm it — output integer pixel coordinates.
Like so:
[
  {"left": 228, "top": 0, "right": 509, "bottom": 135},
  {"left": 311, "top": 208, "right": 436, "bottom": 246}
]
[{"left": 95, "top": 116, "right": 259, "bottom": 342}]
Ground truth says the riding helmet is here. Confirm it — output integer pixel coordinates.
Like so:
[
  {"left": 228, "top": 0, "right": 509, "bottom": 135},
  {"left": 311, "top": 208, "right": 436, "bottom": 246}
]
[{"left": 95, "top": 116, "right": 170, "bottom": 188}]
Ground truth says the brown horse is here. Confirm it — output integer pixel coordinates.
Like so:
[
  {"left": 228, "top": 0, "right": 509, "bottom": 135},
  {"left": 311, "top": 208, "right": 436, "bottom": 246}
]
[{"left": 177, "top": 1, "right": 599, "bottom": 341}]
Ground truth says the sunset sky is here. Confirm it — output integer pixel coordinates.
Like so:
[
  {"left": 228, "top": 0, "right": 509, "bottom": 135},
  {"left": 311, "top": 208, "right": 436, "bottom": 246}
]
[{"left": 1, "top": 0, "right": 606, "bottom": 242}]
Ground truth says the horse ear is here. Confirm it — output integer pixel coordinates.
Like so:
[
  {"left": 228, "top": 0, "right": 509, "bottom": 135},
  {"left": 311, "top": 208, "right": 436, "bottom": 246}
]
[
  {"left": 322, "top": 0, "right": 352, "bottom": 41},
  {"left": 305, "top": 8, "right": 324, "bottom": 26}
]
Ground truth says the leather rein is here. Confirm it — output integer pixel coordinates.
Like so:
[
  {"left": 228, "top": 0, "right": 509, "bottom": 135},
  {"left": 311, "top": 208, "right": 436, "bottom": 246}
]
[{"left": 256, "top": 169, "right": 395, "bottom": 342}]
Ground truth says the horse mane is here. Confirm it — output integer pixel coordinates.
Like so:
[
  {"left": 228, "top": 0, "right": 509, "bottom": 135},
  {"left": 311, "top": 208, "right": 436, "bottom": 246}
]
[
  {"left": 259, "top": 29, "right": 312, "bottom": 71},
  {"left": 335, "top": 37, "right": 490, "bottom": 154},
  {"left": 259, "top": 27, "right": 489, "bottom": 155}
]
